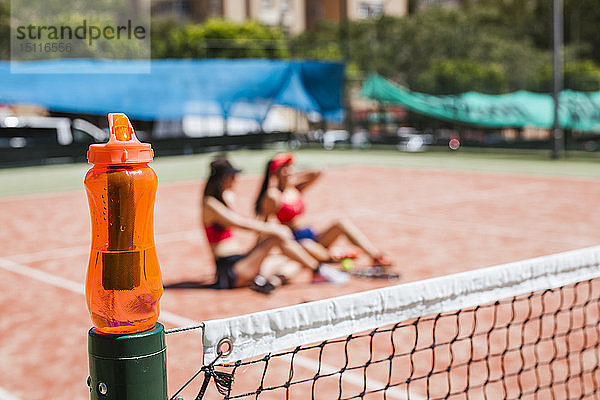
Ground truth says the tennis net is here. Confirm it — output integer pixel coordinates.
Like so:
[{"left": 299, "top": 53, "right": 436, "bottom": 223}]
[{"left": 187, "top": 246, "right": 600, "bottom": 399}]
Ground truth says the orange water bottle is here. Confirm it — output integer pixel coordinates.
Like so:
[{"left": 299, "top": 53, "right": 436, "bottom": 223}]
[{"left": 84, "top": 113, "right": 163, "bottom": 334}]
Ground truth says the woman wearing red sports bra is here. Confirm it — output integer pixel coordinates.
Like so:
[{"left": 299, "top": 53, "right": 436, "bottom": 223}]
[
  {"left": 202, "top": 157, "right": 348, "bottom": 293},
  {"left": 255, "top": 153, "right": 392, "bottom": 267}
]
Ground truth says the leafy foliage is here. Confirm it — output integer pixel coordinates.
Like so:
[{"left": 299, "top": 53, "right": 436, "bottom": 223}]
[
  {"left": 2, "top": 0, "right": 600, "bottom": 95},
  {"left": 416, "top": 59, "right": 506, "bottom": 95},
  {"left": 537, "top": 60, "right": 600, "bottom": 92},
  {"left": 5, "top": 0, "right": 149, "bottom": 60},
  {"left": 0, "top": 0, "right": 8, "bottom": 59},
  {"left": 288, "top": 20, "right": 342, "bottom": 61},
  {"left": 151, "top": 18, "right": 288, "bottom": 59},
  {"left": 300, "top": 3, "right": 600, "bottom": 94}
]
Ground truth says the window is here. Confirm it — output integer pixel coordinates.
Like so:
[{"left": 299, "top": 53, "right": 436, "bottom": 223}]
[
  {"left": 357, "top": 1, "right": 384, "bottom": 19},
  {"left": 208, "top": 0, "right": 222, "bottom": 16}
]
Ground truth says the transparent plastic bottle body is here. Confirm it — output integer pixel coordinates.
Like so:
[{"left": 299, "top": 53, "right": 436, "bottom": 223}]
[{"left": 85, "top": 163, "right": 163, "bottom": 334}]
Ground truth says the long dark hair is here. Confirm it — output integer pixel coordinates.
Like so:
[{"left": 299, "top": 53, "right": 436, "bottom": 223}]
[
  {"left": 254, "top": 160, "right": 273, "bottom": 215},
  {"left": 203, "top": 157, "right": 239, "bottom": 205}
]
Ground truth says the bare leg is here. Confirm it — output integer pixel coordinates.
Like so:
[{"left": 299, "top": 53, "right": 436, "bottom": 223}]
[
  {"left": 317, "top": 217, "right": 380, "bottom": 259},
  {"left": 234, "top": 236, "right": 319, "bottom": 287},
  {"left": 233, "top": 237, "right": 280, "bottom": 286},
  {"left": 298, "top": 239, "right": 330, "bottom": 262},
  {"left": 279, "top": 239, "right": 320, "bottom": 271},
  {"left": 260, "top": 255, "right": 301, "bottom": 283}
]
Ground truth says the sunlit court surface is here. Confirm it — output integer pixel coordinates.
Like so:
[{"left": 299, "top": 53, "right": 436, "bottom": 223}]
[{"left": 1, "top": 149, "right": 600, "bottom": 399}]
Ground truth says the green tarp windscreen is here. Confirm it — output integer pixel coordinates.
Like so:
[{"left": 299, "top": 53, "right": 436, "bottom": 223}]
[{"left": 362, "top": 74, "right": 600, "bottom": 132}]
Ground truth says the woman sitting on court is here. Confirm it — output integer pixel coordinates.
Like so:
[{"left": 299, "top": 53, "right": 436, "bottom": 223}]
[
  {"left": 202, "top": 157, "right": 348, "bottom": 294},
  {"left": 255, "top": 153, "right": 392, "bottom": 267}
]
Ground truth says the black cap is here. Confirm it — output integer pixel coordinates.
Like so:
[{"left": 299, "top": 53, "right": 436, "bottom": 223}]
[{"left": 210, "top": 157, "right": 242, "bottom": 177}]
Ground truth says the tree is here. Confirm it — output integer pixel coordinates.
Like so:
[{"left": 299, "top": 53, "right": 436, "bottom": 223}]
[
  {"left": 288, "top": 20, "right": 342, "bottom": 61},
  {"left": 343, "top": 8, "right": 549, "bottom": 93},
  {"left": 8, "top": 0, "right": 149, "bottom": 60},
  {"left": 416, "top": 59, "right": 506, "bottom": 95},
  {"left": 537, "top": 60, "right": 600, "bottom": 92},
  {"left": 0, "top": 0, "right": 8, "bottom": 59},
  {"left": 564, "top": 0, "right": 600, "bottom": 64},
  {"left": 151, "top": 18, "right": 288, "bottom": 59},
  {"left": 476, "top": 0, "right": 600, "bottom": 64}
]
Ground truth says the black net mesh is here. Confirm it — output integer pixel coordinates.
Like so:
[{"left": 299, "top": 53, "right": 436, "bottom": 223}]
[{"left": 204, "top": 278, "right": 600, "bottom": 400}]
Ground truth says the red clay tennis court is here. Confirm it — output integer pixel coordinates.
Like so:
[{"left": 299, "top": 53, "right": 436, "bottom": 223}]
[{"left": 1, "top": 159, "right": 600, "bottom": 399}]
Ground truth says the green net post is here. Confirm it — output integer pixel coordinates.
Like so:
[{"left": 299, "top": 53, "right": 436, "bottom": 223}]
[{"left": 87, "top": 323, "right": 167, "bottom": 400}]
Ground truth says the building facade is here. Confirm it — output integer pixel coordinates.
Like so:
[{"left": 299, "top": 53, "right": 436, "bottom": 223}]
[
  {"left": 417, "top": 0, "right": 461, "bottom": 9},
  {"left": 153, "top": 0, "right": 407, "bottom": 33}
]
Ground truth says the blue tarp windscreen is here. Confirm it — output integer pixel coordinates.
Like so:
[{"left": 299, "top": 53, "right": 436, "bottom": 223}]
[{"left": 0, "top": 59, "right": 345, "bottom": 122}]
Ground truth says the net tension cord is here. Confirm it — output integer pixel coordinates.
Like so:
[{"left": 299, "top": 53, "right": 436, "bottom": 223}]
[{"left": 168, "top": 337, "right": 235, "bottom": 400}]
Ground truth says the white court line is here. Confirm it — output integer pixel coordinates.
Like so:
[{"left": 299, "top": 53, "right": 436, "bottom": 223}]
[
  {"left": 0, "top": 182, "right": 547, "bottom": 400},
  {"left": 0, "top": 257, "right": 199, "bottom": 328},
  {"left": 7, "top": 230, "right": 202, "bottom": 263},
  {"left": 308, "top": 181, "right": 575, "bottom": 245},
  {"left": 0, "top": 174, "right": 257, "bottom": 203},
  {"left": 160, "top": 310, "right": 200, "bottom": 328},
  {"left": 395, "top": 214, "right": 591, "bottom": 246},
  {"left": 0, "top": 258, "right": 84, "bottom": 294},
  {"left": 7, "top": 245, "right": 90, "bottom": 264},
  {"left": 5, "top": 182, "right": 551, "bottom": 263},
  {"left": 0, "top": 256, "right": 422, "bottom": 400},
  {"left": 0, "top": 387, "right": 20, "bottom": 400},
  {"left": 289, "top": 352, "right": 421, "bottom": 400},
  {"left": 311, "top": 182, "right": 550, "bottom": 220}
]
